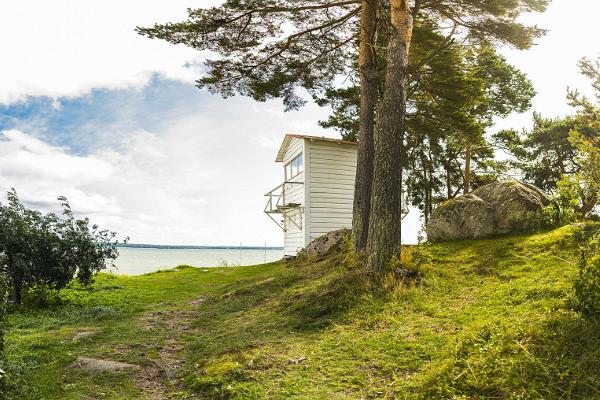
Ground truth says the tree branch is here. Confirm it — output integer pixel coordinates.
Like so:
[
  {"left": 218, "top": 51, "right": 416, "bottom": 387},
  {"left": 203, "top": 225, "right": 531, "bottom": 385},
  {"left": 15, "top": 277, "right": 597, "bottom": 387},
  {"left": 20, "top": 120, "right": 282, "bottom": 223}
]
[
  {"left": 214, "top": 1, "right": 361, "bottom": 25},
  {"left": 249, "top": 7, "right": 360, "bottom": 69}
]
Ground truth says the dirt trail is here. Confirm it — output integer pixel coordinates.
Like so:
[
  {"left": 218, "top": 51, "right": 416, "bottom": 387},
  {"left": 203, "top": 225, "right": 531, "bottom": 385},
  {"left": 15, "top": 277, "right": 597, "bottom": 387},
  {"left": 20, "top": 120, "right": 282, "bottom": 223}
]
[{"left": 132, "top": 298, "right": 206, "bottom": 399}]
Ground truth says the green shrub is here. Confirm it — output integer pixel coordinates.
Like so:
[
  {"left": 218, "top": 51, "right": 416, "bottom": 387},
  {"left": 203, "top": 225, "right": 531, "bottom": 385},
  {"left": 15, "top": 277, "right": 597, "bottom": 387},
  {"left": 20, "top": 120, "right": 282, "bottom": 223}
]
[
  {"left": 574, "top": 230, "right": 600, "bottom": 318},
  {"left": 0, "top": 190, "right": 127, "bottom": 305},
  {"left": 543, "top": 176, "right": 582, "bottom": 227}
]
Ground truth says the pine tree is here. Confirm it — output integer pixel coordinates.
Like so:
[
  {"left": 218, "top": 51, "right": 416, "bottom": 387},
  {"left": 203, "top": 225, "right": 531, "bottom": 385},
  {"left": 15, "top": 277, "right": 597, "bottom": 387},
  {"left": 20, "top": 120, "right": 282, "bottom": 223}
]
[{"left": 138, "top": 0, "right": 549, "bottom": 275}]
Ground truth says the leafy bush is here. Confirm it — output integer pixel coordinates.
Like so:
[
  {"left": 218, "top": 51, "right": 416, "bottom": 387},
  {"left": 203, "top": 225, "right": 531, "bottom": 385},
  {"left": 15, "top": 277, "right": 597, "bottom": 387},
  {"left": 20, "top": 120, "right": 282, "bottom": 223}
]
[
  {"left": 0, "top": 190, "right": 127, "bottom": 305},
  {"left": 574, "top": 230, "right": 600, "bottom": 318},
  {"left": 542, "top": 176, "right": 582, "bottom": 227}
]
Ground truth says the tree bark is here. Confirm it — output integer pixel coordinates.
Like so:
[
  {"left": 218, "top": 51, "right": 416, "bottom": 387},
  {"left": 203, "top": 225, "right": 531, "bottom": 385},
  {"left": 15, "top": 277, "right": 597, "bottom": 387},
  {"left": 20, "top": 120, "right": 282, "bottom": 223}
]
[
  {"left": 365, "top": 0, "right": 412, "bottom": 274},
  {"left": 578, "top": 193, "right": 599, "bottom": 217},
  {"left": 446, "top": 164, "right": 452, "bottom": 200},
  {"left": 464, "top": 144, "right": 472, "bottom": 194},
  {"left": 352, "top": 0, "right": 379, "bottom": 252}
]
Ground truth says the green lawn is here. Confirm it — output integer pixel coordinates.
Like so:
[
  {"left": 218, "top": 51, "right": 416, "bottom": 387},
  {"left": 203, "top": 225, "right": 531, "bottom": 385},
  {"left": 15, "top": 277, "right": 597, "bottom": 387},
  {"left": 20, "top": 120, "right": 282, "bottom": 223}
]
[{"left": 4, "top": 224, "right": 600, "bottom": 399}]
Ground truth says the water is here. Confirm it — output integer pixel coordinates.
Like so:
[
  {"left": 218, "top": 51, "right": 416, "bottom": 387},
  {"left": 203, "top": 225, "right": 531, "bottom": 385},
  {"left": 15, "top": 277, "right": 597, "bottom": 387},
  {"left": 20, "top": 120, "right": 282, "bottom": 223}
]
[{"left": 110, "top": 247, "right": 284, "bottom": 275}]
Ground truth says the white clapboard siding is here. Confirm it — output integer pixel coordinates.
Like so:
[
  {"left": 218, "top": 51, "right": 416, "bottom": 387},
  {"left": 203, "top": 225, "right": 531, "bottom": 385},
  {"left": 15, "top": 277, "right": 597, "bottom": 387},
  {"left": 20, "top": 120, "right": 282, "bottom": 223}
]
[
  {"left": 272, "top": 135, "right": 358, "bottom": 257},
  {"left": 305, "top": 139, "right": 357, "bottom": 244},
  {"left": 281, "top": 138, "right": 306, "bottom": 256}
]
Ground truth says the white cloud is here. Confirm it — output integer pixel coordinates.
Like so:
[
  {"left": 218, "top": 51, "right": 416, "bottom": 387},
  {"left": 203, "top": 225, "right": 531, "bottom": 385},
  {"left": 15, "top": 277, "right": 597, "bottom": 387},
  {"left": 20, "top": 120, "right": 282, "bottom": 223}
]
[
  {"left": 0, "top": 130, "right": 113, "bottom": 184},
  {"left": 0, "top": 94, "right": 340, "bottom": 246},
  {"left": 0, "top": 0, "right": 221, "bottom": 104}
]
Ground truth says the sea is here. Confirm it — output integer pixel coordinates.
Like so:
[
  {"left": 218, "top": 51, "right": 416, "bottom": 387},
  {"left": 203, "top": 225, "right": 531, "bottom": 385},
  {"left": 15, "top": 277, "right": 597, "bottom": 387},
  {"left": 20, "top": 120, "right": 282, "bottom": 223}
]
[{"left": 110, "top": 245, "right": 285, "bottom": 275}]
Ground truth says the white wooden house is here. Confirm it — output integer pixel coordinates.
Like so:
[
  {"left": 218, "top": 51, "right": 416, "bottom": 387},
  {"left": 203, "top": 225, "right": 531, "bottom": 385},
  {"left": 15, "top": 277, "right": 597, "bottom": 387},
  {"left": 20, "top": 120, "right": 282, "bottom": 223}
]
[{"left": 264, "top": 134, "right": 358, "bottom": 257}]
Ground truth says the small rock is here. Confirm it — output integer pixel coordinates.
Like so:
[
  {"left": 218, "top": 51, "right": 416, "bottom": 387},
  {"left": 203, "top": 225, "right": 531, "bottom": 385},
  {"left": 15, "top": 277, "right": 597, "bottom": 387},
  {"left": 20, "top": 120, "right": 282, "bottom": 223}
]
[
  {"left": 288, "top": 356, "right": 306, "bottom": 365},
  {"left": 68, "top": 356, "right": 141, "bottom": 373},
  {"left": 72, "top": 331, "right": 97, "bottom": 342}
]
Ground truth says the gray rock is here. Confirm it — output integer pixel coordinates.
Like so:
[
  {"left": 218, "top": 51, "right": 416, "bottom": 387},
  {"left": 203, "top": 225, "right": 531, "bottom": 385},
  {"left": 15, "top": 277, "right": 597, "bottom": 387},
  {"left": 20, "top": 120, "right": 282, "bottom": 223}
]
[
  {"left": 72, "top": 330, "right": 97, "bottom": 342},
  {"left": 472, "top": 181, "right": 551, "bottom": 234},
  {"left": 302, "top": 229, "right": 348, "bottom": 259},
  {"left": 427, "top": 181, "right": 552, "bottom": 242},
  {"left": 68, "top": 356, "right": 141, "bottom": 373},
  {"left": 427, "top": 194, "right": 496, "bottom": 242}
]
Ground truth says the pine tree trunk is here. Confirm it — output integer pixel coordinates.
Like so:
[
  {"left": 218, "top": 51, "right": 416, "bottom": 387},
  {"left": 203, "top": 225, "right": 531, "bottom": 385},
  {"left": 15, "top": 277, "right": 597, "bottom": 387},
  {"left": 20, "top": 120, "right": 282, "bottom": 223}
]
[
  {"left": 446, "top": 165, "right": 452, "bottom": 200},
  {"left": 464, "top": 144, "right": 472, "bottom": 194},
  {"left": 353, "top": 0, "right": 379, "bottom": 252},
  {"left": 423, "top": 157, "right": 429, "bottom": 227},
  {"left": 365, "top": 0, "right": 412, "bottom": 274},
  {"left": 578, "top": 193, "right": 599, "bottom": 217}
]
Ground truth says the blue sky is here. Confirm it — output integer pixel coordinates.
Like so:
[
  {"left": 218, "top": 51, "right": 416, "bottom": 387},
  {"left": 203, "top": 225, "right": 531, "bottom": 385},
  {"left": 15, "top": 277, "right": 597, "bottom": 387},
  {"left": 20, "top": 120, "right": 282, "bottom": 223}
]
[
  {"left": 0, "top": 0, "right": 598, "bottom": 246},
  {"left": 0, "top": 77, "right": 206, "bottom": 154}
]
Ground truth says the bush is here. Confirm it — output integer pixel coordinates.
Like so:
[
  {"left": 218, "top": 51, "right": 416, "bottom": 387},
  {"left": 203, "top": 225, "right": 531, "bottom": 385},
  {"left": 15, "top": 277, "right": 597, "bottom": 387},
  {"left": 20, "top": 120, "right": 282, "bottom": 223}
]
[
  {"left": 0, "top": 190, "right": 127, "bottom": 305},
  {"left": 574, "top": 230, "right": 600, "bottom": 318},
  {"left": 544, "top": 176, "right": 582, "bottom": 227}
]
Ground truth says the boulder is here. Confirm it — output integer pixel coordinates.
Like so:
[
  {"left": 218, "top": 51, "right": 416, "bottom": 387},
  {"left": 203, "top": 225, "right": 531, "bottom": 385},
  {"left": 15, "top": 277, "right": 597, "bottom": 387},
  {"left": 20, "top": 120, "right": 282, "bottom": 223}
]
[
  {"left": 427, "top": 194, "right": 496, "bottom": 242},
  {"left": 302, "top": 229, "right": 348, "bottom": 259},
  {"left": 427, "top": 181, "right": 552, "bottom": 242},
  {"left": 472, "top": 181, "right": 551, "bottom": 234}
]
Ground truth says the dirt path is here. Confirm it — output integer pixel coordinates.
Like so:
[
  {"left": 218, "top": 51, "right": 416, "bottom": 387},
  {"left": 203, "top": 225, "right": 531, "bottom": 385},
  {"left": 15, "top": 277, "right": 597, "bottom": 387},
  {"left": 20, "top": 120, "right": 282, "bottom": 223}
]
[{"left": 133, "top": 297, "right": 206, "bottom": 399}]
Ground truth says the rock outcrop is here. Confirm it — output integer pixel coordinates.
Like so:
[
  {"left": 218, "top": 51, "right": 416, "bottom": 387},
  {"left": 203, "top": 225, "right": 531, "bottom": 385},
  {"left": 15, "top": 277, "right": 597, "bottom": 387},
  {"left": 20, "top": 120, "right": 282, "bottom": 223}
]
[
  {"left": 302, "top": 229, "right": 348, "bottom": 259},
  {"left": 427, "top": 181, "right": 552, "bottom": 242}
]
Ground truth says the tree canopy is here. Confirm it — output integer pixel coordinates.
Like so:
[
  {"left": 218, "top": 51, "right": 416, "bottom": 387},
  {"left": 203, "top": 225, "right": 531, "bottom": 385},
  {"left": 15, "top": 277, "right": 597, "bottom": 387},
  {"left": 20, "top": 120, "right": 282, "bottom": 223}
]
[{"left": 139, "top": 0, "right": 549, "bottom": 274}]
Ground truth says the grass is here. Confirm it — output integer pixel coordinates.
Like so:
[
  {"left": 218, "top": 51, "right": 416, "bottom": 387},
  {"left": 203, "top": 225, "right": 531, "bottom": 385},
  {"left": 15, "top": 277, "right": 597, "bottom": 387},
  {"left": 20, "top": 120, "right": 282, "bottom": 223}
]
[{"left": 3, "top": 224, "right": 600, "bottom": 399}]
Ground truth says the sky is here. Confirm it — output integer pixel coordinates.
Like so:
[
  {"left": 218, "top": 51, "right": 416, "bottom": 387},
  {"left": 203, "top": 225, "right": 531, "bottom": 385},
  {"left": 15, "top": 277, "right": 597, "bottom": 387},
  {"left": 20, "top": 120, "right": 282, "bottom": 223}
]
[{"left": 0, "top": 0, "right": 598, "bottom": 246}]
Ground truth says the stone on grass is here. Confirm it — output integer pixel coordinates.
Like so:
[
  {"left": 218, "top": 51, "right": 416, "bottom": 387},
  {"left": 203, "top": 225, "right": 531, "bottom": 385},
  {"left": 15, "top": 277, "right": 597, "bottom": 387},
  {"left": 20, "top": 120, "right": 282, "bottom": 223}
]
[
  {"left": 427, "top": 181, "right": 552, "bottom": 242},
  {"left": 68, "top": 356, "right": 141, "bottom": 374},
  {"left": 472, "top": 181, "right": 551, "bottom": 234},
  {"left": 302, "top": 229, "right": 348, "bottom": 259},
  {"left": 72, "top": 331, "right": 97, "bottom": 342},
  {"left": 427, "top": 194, "right": 496, "bottom": 242}
]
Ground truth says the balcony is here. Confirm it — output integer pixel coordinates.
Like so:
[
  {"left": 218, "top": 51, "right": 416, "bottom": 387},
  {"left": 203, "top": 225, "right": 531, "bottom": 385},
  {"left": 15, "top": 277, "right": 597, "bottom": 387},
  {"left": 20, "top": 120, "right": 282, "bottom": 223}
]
[{"left": 264, "top": 181, "right": 304, "bottom": 231}]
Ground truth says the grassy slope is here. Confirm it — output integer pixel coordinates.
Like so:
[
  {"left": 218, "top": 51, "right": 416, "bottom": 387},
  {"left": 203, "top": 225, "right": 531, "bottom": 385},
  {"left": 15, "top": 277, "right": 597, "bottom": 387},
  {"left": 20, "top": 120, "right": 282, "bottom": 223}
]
[{"left": 4, "top": 224, "right": 600, "bottom": 399}]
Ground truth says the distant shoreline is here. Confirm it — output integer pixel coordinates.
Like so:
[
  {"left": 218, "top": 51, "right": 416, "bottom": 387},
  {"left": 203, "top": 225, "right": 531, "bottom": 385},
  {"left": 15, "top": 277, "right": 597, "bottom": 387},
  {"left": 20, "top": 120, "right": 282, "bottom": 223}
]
[{"left": 119, "top": 244, "right": 284, "bottom": 251}]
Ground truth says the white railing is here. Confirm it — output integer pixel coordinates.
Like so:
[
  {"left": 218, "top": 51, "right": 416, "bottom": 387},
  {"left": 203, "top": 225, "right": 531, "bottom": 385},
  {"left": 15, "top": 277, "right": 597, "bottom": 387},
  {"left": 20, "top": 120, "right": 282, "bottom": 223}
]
[{"left": 264, "top": 181, "right": 304, "bottom": 231}]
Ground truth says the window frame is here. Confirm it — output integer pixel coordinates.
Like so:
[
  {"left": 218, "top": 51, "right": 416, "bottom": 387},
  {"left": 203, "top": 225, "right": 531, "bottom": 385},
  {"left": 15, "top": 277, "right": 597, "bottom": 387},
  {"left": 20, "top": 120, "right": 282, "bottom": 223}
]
[{"left": 285, "top": 152, "right": 304, "bottom": 180}]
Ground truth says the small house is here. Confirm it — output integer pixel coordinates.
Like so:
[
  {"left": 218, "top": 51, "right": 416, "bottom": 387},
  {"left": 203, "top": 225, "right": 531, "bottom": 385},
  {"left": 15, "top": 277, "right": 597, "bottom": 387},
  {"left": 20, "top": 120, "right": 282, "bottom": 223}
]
[{"left": 264, "top": 134, "right": 358, "bottom": 257}]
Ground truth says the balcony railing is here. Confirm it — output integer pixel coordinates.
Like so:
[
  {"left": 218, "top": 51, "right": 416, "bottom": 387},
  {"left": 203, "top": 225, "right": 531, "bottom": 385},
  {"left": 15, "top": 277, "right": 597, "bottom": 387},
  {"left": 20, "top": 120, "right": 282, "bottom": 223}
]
[{"left": 264, "top": 181, "right": 304, "bottom": 231}]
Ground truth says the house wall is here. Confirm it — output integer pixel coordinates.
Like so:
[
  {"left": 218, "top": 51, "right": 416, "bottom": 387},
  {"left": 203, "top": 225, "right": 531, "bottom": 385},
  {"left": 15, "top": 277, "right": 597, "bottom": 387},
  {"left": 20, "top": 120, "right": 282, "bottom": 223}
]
[
  {"left": 282, "top": 138, "right": 306, "bottom": 256},
  {"left": 305, "top": 140, "right": 357, "bottom": 244}
]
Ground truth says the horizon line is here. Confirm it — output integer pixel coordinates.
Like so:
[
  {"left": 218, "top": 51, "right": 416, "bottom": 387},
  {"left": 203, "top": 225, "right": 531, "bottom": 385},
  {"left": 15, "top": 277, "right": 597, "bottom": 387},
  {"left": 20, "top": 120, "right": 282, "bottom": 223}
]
[{"left": 119, "top": 243, "right": 284, "bottom": 250}]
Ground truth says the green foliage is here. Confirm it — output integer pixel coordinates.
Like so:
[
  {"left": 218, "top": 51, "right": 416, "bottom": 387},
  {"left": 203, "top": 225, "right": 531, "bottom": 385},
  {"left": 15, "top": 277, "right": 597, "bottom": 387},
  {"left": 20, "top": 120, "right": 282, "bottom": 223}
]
[
  {"left": 498, "top": 57, "right": 600, "bottom": 218},
  {"left": 137, "top": 0, "right": 547, "bottom": 112},
  {"left": 542, "top": 176, "right": 582, "bottom": 226},
  {"left": 0, "top": 190, "right": 126, "bottom": 305},
  {"left": 316, "top": 28, "right": 536, "bottom": 218},
  {"left": 495, "top": 113, "right": 599, "bottom": 193},
  {"left": 574, "top": 230, "right": 600, "bottom": 318},
  {"left": 0, "top": 275, "right": 8, "bottom": 394}
]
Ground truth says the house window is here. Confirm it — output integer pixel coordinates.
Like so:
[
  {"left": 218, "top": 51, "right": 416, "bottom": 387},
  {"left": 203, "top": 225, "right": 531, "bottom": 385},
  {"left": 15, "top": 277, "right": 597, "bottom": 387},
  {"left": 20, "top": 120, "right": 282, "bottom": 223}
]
[{"left": 285, "top": 153, "right": 304, "bottom": 180}]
